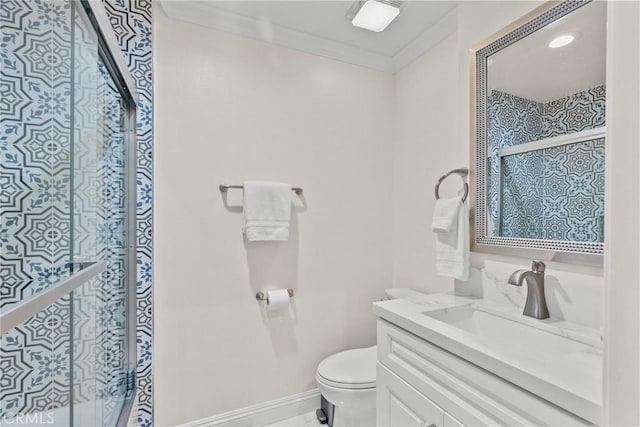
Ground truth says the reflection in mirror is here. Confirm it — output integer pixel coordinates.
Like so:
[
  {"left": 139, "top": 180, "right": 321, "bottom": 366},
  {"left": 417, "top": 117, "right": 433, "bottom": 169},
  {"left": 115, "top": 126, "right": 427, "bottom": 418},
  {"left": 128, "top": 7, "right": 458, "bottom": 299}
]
[{"left": 475, "top": 0, "right": 606, "bottom": 253}]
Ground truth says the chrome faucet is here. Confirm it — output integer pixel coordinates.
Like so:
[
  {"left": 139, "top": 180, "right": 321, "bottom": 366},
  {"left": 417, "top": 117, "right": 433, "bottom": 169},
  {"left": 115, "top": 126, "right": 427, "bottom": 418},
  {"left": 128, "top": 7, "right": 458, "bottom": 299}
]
[{"left": 508, "top": 260, "right": 549, "bottom": 319}]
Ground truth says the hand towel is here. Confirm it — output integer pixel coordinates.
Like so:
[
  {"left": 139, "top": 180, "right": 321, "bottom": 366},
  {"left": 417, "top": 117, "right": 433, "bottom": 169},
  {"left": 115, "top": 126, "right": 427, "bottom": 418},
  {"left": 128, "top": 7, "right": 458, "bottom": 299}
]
[
  {"left": 431, "top": 197, "right": 462, "bottom": 233},
  {"left": 243, "top": 181, "right": 291, "bottom": 242},
  {"left": 432, "top": 196, "right": 469, "bottom": 281}
]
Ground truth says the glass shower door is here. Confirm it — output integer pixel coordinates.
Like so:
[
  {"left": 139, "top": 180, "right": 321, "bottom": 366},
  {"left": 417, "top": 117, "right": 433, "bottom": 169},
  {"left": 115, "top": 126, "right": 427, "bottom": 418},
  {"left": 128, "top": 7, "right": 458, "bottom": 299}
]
[
  {"left": 71, "top": 4, "right": 134, "bottom": 425},
  {"left": 0, "top": 0, "right": 136, "bottom": 425}
]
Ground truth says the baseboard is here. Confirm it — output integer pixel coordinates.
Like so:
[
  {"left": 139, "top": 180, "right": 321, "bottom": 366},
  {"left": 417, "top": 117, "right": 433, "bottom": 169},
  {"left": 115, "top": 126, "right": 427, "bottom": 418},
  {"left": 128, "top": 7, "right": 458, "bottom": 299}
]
[{"left": 179, "top": 389, "right": 321, "bottom": 427}]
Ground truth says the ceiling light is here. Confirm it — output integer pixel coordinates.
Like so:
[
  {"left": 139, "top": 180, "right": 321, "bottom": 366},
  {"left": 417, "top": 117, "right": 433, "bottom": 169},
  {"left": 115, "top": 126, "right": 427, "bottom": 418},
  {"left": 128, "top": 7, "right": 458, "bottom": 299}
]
[
  {"left": 549, "top": 34, "right": 575, "bottom": 48},
  {"left": 351, "top": 0, "right": 400, "bottom": 33}
]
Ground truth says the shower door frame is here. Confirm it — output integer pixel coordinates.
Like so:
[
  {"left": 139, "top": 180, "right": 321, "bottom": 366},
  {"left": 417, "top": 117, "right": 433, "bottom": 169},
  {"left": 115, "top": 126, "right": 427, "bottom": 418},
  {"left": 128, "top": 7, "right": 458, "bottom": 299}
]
[{"left": 81, "top": 0, "right": 139, "bottom": 424}]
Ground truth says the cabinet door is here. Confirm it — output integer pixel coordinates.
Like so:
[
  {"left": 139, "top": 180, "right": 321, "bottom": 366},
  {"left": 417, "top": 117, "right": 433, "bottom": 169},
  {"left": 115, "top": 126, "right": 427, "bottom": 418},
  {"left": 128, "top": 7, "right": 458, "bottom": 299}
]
[{"left": 377, "top": 363, "right": 444, "bottom": 427}]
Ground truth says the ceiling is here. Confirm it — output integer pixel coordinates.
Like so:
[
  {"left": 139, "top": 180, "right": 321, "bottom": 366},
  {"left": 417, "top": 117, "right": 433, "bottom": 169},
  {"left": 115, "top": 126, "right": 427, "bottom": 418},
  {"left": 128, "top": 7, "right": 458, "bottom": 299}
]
[
  {"left": 159, "top": 1, "right": 459, "bottom": 73},
  {"left": 488, "top": 1, "right": 606, "bottom": 103}
]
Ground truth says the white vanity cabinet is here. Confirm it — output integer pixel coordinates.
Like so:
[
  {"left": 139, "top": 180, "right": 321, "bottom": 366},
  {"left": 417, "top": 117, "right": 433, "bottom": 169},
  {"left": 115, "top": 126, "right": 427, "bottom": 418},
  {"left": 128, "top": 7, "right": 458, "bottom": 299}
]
[
  {"left": 377, "top": 363, "right": 464, "bottom": 427},
  {"left": 376, "top": 319, "right": 594, "bottom": 427}
]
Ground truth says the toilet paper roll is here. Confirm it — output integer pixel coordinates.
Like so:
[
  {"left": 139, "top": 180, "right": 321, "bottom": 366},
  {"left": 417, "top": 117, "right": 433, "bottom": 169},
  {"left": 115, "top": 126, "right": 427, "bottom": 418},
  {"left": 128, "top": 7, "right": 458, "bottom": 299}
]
[{"left": 266, "top": 289, "right": 290, "bottom": 312}]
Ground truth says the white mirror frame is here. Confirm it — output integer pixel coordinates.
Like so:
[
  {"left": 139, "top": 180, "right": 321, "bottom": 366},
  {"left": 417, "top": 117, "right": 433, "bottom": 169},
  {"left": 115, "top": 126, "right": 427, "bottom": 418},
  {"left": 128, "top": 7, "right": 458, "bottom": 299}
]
[{"left": 470, "top": 0, "right": 604, "bottom": 256}]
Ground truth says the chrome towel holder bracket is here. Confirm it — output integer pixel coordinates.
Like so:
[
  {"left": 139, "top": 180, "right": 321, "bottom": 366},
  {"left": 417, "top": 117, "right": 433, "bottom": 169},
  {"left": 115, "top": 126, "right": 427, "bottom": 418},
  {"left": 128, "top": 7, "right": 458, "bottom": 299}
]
[{"left": 435, "top": 167, "right": 469, "bottom": 202}]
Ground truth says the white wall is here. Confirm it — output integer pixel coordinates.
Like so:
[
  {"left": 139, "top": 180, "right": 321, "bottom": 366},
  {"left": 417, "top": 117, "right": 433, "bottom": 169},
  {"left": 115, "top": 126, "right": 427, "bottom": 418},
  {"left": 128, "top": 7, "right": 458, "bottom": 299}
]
[
  {"left": 603, "top": 1, "right": 640, "bottom": 425},
  {"left": 391, "top": 33, "right": 461, "bottom": 293},
  {"left": 153, "top": 5, "right": 394, "bottom": 425}
]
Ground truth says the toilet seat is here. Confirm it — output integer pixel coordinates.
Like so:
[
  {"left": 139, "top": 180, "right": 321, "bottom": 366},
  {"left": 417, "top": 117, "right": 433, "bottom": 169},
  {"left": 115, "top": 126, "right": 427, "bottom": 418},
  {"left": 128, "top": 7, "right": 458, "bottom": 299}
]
[
  {"left": 316, "top": 346, "right": 376, "bottom": 390},
  {"left": 316, "top": 373, "right": 375, "bottom": 390}
]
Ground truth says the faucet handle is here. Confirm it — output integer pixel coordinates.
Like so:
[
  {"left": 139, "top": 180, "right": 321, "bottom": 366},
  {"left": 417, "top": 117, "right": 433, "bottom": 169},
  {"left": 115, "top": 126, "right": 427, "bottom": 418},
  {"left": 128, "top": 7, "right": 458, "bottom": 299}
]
[{"left": 531, "top": 260, "right": 546, "bottom": 274}]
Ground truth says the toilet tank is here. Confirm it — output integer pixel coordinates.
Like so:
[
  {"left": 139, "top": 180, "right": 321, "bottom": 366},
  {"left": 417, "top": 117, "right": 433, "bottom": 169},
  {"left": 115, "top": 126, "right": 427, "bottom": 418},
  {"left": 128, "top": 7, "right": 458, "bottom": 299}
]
[{"left": 383, "top": 288, "right": 423, "bottom": 300}]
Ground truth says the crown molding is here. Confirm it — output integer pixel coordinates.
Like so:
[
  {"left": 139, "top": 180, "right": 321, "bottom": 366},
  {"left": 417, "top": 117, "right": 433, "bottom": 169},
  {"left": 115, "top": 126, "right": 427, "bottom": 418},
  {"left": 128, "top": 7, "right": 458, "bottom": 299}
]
[
  {"left": 392, "top": 7, "right": 458, "bottom": 72},
  {"left": 159, "top": 1, "right": 457, "bottom": 74}
]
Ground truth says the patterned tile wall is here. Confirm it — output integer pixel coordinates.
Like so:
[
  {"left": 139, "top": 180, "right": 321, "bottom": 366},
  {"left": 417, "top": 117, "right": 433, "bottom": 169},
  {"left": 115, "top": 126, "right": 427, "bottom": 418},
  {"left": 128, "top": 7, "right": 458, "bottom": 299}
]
[
  {"left": 487, "top": 86, "right": 606, "bottom": 242},
  {"left": 101, "top": 1, "right": 153, "bottom": 425},
  {"left": 487, "top": 91, "right": 543, "bottom": 235},
  {"left": 1, "top": 0, "right": 74, "bottom": 415},
  {"left": 0, "top": 0, "right": 73, "bottom": 308},
  {"left": 542, "top": 86, "right": 606, "bottom": 138},
  {"left": 0, "top": 0, "right": 152, "bottom": 424}
]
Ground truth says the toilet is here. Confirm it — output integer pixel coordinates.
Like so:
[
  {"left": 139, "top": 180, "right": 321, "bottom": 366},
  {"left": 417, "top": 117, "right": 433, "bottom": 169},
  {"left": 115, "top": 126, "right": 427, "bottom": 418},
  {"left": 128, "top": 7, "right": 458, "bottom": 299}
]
[{"left": 315, "top": 288, "right": 424, "bottom": 427}]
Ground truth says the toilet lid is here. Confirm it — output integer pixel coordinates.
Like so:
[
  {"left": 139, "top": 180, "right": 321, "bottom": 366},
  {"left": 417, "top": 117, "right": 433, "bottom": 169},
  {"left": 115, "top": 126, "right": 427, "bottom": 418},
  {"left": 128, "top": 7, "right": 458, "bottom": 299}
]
[{"left": 317, "top": 346, "right": 376, "bottom": 389}]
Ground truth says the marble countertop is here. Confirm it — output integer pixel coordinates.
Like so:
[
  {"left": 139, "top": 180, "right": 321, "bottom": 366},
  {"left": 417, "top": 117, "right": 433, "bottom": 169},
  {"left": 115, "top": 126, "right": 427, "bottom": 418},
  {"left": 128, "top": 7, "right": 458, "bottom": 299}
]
[{"left": 373, "top": 292, "right": 603, "bottom": 425}]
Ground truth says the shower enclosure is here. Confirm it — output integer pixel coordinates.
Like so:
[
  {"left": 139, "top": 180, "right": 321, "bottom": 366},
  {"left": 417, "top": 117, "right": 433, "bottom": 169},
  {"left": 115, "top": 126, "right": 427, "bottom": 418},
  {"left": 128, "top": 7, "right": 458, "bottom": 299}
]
[{"left": 1, "top": 0, "right": 137, "bottom": 425}]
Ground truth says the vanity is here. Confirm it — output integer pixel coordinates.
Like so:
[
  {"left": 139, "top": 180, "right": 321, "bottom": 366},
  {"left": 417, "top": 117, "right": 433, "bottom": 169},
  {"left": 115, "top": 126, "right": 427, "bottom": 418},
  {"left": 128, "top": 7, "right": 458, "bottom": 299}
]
[{"left": 374, "top": 293, "right": 602, "bottom": 426}]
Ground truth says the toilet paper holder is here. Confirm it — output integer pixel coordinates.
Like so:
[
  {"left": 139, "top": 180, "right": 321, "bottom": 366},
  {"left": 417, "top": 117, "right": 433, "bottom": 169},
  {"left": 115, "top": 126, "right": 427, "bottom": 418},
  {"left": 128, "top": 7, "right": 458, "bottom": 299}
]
[{"left": 256, "top": 289, "right": 294, "bottom": 301}]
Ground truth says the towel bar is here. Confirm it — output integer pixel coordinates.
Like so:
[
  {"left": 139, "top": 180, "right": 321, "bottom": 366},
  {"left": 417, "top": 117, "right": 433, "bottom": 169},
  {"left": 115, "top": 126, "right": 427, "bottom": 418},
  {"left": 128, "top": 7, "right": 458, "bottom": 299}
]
[
  {"left": 219, "top": 184, "right": 303, "bottom": 196},
  {"left": 435, "top": 168, "right": 469, "bottom": 202}
]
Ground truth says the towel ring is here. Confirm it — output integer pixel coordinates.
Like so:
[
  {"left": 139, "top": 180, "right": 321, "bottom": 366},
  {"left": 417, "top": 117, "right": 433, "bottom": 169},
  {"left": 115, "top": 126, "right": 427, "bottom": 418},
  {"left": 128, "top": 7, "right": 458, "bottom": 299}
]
[{"left": 435, "top": 168, "right": 469, "bottom": 202}]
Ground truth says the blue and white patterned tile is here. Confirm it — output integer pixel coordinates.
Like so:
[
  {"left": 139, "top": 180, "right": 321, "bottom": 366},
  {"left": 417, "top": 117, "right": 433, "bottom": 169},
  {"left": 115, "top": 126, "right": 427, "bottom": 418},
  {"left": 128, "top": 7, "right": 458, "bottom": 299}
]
[
  {"left": 0, "top": 257, "right": 37, "bottom": 285},
  {"left": 3, "top": 210, "right": 55, "bottom": 264},
  {"left": 0, "top": 0, "right": 149, "bottom": 419},
  {"left": 0, "top": 280, "right": 35, "bottom": 310},
  {"left": 1, "top": 0, "right": 150, "bottom": 419},
  {"left": 0, "top": 296, "right": 72, "bottom": 416},
  {"left": 136, "top": 173, "right": 152, "bottom": 216},
  {"left": 542, "top": 86, "right": 606, "bottom": 137},
  {"left": 543, "top": 174, "right": 570, "bottom": 199},
  {"left": 488, "top": 87, "right": 606, "bottom": 242},
  {"left": 134, "top": 363, "right": 153, "bottom": 427}
]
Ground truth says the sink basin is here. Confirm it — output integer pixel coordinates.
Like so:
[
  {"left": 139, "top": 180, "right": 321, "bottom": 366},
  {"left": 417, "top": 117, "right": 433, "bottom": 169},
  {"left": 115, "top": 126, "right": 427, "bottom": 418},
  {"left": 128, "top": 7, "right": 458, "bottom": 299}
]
[{"left": 423, "top": 305, "right": 597, "bottom": 362}]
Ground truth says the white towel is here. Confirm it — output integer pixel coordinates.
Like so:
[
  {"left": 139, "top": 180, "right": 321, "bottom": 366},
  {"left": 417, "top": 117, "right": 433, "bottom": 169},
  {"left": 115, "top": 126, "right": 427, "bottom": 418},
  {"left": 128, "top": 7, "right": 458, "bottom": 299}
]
[
  {"left": 432, "top": 197, "right": 469, "bottom": 281},
  {"left": 431, "top": 197, "right": 462, "bottom": 233},
  {"left": 243, "top": 181, "right": 292, "bottom": 242}
]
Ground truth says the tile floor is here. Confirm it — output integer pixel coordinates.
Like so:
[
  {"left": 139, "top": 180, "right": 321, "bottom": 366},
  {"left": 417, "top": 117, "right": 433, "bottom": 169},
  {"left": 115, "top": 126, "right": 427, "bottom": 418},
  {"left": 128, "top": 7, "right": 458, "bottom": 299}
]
[{"left": 264, "top": 411, "right": 324, "bottom": 427}]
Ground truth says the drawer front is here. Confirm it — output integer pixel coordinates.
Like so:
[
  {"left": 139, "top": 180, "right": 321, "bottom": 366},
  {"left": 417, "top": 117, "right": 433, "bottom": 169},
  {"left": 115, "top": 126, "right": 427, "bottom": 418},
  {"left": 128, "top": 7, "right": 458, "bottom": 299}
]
[
  {"left": 377, "top": 319, "right": 593, "bottom": 427},
  {"left": 377, "top": 363, "right": 443, "bottom": 427}
]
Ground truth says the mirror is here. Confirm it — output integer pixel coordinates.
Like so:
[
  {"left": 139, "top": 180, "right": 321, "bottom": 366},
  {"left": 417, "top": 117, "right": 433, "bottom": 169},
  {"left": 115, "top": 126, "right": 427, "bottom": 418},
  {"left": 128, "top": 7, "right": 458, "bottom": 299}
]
[{"left": 473, "top": 0, "right": 606, "bottom": 255}]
